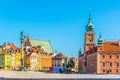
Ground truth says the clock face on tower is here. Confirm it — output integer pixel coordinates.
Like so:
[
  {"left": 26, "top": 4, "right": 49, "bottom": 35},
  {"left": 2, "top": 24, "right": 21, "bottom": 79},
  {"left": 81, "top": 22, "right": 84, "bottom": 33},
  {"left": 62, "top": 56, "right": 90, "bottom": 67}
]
[{"left": 89, "top": 35, "right": 92, "bottom": 42}]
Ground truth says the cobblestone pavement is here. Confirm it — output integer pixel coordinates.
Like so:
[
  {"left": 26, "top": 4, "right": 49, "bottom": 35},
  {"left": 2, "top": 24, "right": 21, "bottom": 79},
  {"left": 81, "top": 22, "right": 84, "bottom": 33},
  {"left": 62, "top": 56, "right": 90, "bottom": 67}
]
[{"left": 0, "top": 71, "right": 120, "bottom": 80}]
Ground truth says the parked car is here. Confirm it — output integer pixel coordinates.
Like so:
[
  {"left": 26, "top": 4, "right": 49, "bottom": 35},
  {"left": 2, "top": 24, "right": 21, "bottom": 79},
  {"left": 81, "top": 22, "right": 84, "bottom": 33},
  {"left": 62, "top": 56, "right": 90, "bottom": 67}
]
[
  {"left": 66, "top": 68, "right": 71, "bottom": 74},
  {"left": 53, "top": 67, "right": 62, "bottom": 73},
  {"left": 49, "top": 67, "right": 53, "bottom": 73}
]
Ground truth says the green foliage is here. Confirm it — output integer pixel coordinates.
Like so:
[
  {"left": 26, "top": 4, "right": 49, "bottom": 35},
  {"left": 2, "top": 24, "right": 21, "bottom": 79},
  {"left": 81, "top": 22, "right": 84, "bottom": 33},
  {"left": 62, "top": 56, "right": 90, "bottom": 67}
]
[{"left": 66, "top": 59, "right": 75, "bottom": 69}]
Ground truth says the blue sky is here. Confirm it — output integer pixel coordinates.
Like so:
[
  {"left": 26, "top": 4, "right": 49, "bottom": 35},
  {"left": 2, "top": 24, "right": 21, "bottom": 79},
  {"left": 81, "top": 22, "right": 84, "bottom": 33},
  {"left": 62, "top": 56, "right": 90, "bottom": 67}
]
[{"left": 0, "top": 0, "right": 120, "bottom": 57}]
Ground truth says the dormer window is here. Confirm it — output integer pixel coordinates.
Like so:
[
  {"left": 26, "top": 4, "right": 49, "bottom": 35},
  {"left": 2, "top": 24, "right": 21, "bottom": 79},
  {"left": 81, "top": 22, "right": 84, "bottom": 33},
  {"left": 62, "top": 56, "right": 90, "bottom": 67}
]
[{"left": 37, "top": 47, "right": 40, "bottom": 51}]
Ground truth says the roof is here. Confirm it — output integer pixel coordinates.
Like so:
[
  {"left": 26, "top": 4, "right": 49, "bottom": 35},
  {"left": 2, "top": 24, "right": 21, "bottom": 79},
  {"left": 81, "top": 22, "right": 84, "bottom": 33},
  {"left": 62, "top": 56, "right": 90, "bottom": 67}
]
[
  {"left": 11, "top": 44, "right": 17, "bottom": 50},
  {"left": 103, "top": 42, "right": 120, "bottom": 52},
  {"left": 29, "top": 39, "right": 54, "bottom": 53},
  {"left": 2, "top": 43, "right": 18, "bottom": 54},
  {"left": 70, "top": 58, "right": 78, "bottom": 61},
  {"left": 53, "top": 53, "right": 66, "bottom": 59},
  {"left": 32, "top": 47, "right": 37, "bottom": 53}
]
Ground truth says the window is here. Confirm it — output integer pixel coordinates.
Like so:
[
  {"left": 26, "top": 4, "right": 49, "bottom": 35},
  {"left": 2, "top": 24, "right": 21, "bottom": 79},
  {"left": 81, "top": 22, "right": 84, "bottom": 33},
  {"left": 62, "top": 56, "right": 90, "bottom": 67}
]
[
  {"left": 102, "top": 54, "right": 105, "bottom": 58},
  {"left": 89, "top": 47, "right": 92, "bottom": 50},
  {"left": 89, "top": 35, "right": 92, "bottom": 42},
  {"left": 100, "top": 48, "right": 102, "bottom": 50},
  {"left": 90, "top": 39, "right": 92, "bottom": 42},
  {"left": 37, "top": 48, "right": 40, "bottom": 50},
  {"left": 102, "top": 62, "right": 105, "bottom": 67},
  {"left": 103, "top": 69, "right": 105, "bottom": 72},
  {"left": 58, "top": 64, "right": 60, "bottom": 67},
  {"left": 2, "top": 61, "right": 4, "bottom": 64},
  {"left": 63, "top": 64, "right": 65, "bottom": 67},
  {"left": 116, "top": 62, "right": 119, "bottom": 67},
  {"left": 109, "top": 62, "right": 112, "bottom": 67},
  {"left": 116, "top": 69, "right": 119, "bottom": 73},
  {"left": 116, "top": 54, "right": 119, "bottom": 58},
  {"left": 109, "top": 54, "right": 112, "bottom": 58},
  {"left": 2, "top": 57, "right": 4, "bottom": 60},
  {"left": 110, "top": 69, "right": 112, "bottom": 72}
]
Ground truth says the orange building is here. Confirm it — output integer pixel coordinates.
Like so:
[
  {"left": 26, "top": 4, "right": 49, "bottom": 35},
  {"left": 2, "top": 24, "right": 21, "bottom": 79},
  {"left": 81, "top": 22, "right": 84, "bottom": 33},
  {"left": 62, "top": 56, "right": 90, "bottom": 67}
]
[
  {"left": 24, "top": 47, "right": 52, "bottom": 71},
  {"left": 86, "top": 41, "right": 120, "bottom": 74},
  {"left": 40, "top": 53, "right": 52, "bottom": 71},
  {"left": 78, "top": 10, "right": 120, "bottom": 74}
]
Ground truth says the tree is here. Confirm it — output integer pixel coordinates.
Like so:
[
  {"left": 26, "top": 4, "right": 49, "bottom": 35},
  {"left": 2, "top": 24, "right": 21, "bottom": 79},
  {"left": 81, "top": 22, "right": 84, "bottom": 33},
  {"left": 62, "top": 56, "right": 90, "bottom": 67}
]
[{"left": 66, "top": 59, "right": 75, "bottom": 69}]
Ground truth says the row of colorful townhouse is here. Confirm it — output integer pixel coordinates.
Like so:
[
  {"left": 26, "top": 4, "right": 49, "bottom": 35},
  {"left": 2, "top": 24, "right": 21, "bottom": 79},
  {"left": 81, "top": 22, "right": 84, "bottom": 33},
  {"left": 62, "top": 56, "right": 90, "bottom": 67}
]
[
  {"left": 0, "top": 44, "right": 78, "bottom": 72},
  {"left": 0, "top": 36, "right": 72, "bottom": 72},
  {"left": 0, "top": 34, "right": 78, "bottom": 72},
  {"left": 0, "top": 41, "right": 53, "bottom": 71}
]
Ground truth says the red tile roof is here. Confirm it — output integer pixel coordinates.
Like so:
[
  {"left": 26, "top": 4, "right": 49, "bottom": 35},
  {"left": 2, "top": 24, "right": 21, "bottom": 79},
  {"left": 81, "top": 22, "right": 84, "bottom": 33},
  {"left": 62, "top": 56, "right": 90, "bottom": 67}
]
[
  {"left": 103, "top": 42, "right": 120, "bottom": 52},
  {"left": 86, "top": 41, "right": 120, "bottom": 55},
  {"left": 3, "top": 49, "right": 8, "bottom": 54},
  {"left": 11, "top": 44, "right": 17, "bottom": 50},
  {"left": 32, "top": 47, "right": 37, "bottom": 53}
]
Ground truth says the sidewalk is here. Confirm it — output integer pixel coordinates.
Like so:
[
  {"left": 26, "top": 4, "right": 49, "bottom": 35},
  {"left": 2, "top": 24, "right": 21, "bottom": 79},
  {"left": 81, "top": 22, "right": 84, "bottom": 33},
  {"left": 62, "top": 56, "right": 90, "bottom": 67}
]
[{"left": 0, "top": 71, "right": 120, "bottom": 79}]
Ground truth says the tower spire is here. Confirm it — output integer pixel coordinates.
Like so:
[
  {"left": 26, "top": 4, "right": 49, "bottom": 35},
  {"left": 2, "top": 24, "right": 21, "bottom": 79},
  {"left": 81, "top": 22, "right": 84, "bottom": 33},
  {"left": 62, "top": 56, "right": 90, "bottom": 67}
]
[
  {"left": 98, "top": 29, "right": 104, "bottom": 46},
  {"left": 99, "top": 28, "right": 102, "bottom": 38},
  {"left": 20, "top": 31, "right": 24, "bottom": 39},
  {"left": 89, "top": 7, "right": 92, "bottom": 22},
  {"left": 79, "top": 47, "right": 82, "bottom": 54},
  {"left": 86, "top": 7, "right": 94, "bottom": 32}
]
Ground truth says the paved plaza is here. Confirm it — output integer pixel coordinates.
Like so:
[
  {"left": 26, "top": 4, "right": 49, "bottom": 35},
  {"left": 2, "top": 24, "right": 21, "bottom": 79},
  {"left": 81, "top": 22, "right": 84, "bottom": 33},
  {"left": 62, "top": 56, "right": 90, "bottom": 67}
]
[{"left": 0, "top": 71, "right": 120, "bottom": 80}]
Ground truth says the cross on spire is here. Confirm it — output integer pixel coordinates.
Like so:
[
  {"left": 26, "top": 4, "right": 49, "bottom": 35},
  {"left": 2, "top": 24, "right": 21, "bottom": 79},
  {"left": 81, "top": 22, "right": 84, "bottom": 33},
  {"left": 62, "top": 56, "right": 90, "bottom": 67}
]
[
  {"left": 99, "top": 28, "right": 102, "bottom": 38},
  {"left": 89, "top": 7, "right": 92, "bottom": 22}
]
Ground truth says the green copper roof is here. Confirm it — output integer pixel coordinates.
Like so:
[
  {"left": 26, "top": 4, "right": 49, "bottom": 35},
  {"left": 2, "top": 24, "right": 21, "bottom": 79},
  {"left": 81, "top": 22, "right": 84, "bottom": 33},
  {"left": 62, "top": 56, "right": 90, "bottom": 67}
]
[
  {"left": 88, "top": 21, "right": 94, "bottom": 27},
  {"left": 86, "top": 20, "right": 94, "bottom": 32},
  {"left": 86, "top": 8, "right": 94, "bottom": 32},
  {"left": 98, "top": 32, "right": 104, "bottom": 46},
  {"left": 30, "top": 39, "right": 54, "bottom": 53},
  {"left": 79, "top": 48, "right": 82, "bottom": 54}
]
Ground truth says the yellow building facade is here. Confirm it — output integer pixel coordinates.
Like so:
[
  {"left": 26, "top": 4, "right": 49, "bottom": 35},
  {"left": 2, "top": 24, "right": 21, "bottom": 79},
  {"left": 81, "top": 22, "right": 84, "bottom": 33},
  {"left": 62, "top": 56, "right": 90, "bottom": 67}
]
[
  {"left": 0, "top": 54, "right": 12, "bottom": 70},
  {"left": 11, "top": 53, "right": 22, "bottom": 70}
]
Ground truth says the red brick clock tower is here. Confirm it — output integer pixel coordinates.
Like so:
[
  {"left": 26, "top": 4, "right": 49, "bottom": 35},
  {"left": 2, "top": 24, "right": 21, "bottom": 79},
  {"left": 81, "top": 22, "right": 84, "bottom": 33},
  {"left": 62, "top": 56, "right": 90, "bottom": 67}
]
[{"left": 84, "top": 10, "right": 96, "bottom": 53}]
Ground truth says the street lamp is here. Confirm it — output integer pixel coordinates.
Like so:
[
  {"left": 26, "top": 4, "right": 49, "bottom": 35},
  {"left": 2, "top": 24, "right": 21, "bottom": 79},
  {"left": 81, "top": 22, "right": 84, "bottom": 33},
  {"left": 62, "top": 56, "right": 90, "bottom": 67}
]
[{"left": 19, "top": 31, "right": 25, "bottom": 71}]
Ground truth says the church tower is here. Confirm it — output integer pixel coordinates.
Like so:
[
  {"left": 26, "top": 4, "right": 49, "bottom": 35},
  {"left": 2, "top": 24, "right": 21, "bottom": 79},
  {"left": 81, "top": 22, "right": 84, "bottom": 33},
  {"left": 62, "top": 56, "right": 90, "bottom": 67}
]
[{"left": 84, "top": 9, "right": 96, "bottom": 53}]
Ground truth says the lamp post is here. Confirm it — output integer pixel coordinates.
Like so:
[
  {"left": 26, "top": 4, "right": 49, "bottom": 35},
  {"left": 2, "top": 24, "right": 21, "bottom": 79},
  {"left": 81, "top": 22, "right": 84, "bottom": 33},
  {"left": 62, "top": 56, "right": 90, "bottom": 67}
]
[{"left": 19, "top": 31, "right": 25, "bottom": 71}]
